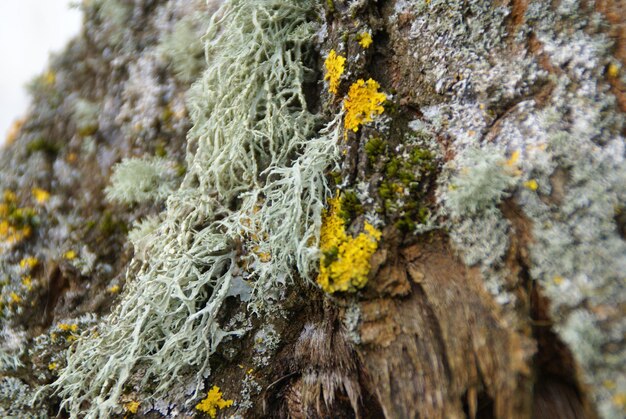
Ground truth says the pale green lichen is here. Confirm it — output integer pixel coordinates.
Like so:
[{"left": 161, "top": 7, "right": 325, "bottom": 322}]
[
  {"left": 430, "top": 2, "right": 626, "bottom": 415},
  {"left": 158, "top": 14, "right": 206, "bottom": 84},
  {"left": 105, "top": 157, "right": 180, "bottom": 204},
  {"left": 46, "top": 1, "right": 341, "bottom": 416}
]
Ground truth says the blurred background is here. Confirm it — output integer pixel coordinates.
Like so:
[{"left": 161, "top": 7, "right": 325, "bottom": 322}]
[{"left": 0, "top": 0, "right": 81, "bottom": 146}]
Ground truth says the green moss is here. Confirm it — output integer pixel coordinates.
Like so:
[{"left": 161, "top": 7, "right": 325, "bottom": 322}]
[
  {"left": 329, "top": 170, "right": 343, "bottom": 187},
  {"left": 26, "top": 138, "right": 60, "bottom": 156},
  {"left": 155, "top": 141, "right": 167, "bottom": 158},
  {"left": 99, "top": 211, "right": 127, "bottom": 235},
  {"left": 385, "top": 158, "right": 400, "bottom": 177},
  {"left": 326, "top": 0, "right": 335, "bottom": 13},
  {"left": 338, "top": 191, "right": 363, "bottom": 223},
  {"left": 379, "top": 182, "right": 393, "bottom": 200},
  {"left": 372, "top": 139, "right": 437, "bottom": 234},
  {"left": 410, "top": 148, "right": 434, "bottom": 169},
  {"left": 365, "top": 137, "right": 386, "bottom": 163}
]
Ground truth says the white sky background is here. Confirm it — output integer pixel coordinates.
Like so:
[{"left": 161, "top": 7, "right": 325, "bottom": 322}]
[{"left": 0, "top": 0, "right": 82, "bottom": 145}]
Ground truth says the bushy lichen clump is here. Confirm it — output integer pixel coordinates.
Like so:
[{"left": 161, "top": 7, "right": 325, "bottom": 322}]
[
  {"left": 47, "top": 0, "right": 341, "bottom": 416},
  {"left": 317, "top": 194, "right": 382, "bottom": 293},
  {"left": 105, "top": 157, "right": 180, "bottom": 204}
]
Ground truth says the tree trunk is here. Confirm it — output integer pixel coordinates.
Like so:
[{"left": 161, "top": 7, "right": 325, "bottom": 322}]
[{"left": 0, "top": 1, "right": 624, "bottom": 418}]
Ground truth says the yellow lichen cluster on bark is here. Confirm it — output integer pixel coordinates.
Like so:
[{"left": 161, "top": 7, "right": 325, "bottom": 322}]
[
  {"left": 324, "top": 49, "right": 346, "bottom": 95},
  {"left": 0, "top": 190, "right": 35, "bottom": 251},
  {"left": 358, "top": 32, "right": 373, "bottom": 48},
  {"left": 196, "top": 386, "right": 234, "bottom": 418},
  {"left": 343, "top": 78, "right": 386, "bottom": 132},
  {"left": 317, "top": 194, "right": 382, "bottom": 293}
]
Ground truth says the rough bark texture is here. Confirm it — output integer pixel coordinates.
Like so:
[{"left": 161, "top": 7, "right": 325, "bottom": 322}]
[{"left": 0, "top": 0, "right": 624, "bottom": 418}]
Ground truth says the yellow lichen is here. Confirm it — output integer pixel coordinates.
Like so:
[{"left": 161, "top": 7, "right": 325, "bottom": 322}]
[
  {"left": 316, "top": 194, "right": 382, "bottom": 293},
  {"left": 5, "top": 118, "right": 24, "bottom": 146},
  {"left": 108, "top": 285, "right": 121, "bottom": 293},
  {"left": 324, "top": 49, "right": 346, "bottom": 95},
  {"left": 48, "top": 362, "right": 58, "bottom": 371},
  {"left": 124, "top": 401, "right": 141, "bottom": 414},
  {"left": 343, "top": 79, "right": 386, "bottom": 132},
  {"left": 43, "top": 70, "right": 56, "bottom": 86},
  {"left": 506, "top": 150, "right": 520, "bottom": 167},
  {"left": 358, "top": 32, "right": 373, "bottom": 48},
  {"left": 32, "top": 187, "right": 50, "bottom": 204},
  {"left": 196, "top": 386, "right": 234, "bottom": 418},
  {"left": 0, "top": 190, "right": 35, "bottom": 250},
  {"left": 58, "top": 323, "right": 79, "bottom": 333},
  {"left": 613, "top": 392, "right": 626, "bottom": 409},
  {"left": 9, "top": 292, "right": 22, "bottom": 304},
  {"left": 523, "top": 179, "right": 539, "bottom": 191},
  {"left": 19, "top": 256, "right": 38, "bottom": 270},
  {"left": 64, "top": 250, "right": 77, "bottom": 260},
  {"left": 607, "top": 63, "right": 619, "bottom": 78},
  {"left": 21, "top": 276, "right": 33, "bottom": 291},
  {"left": 3, "top": 191, "right": 16, "bottom": 202}
]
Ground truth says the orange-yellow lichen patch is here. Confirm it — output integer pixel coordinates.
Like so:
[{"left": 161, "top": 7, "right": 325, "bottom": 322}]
[
  {"left": 607, "top": 63, "right": 620, "bottom": 78},
  {"left": 506, "top": 150, "right": 520, "bottom": 167},
  {"left": 358, "top": 32, "right": 373, "bottom": 48},
  {"left": 32, "top": 187, "right": 50, "bottom": 204},
  {"left": 108, "top": 285, "right": 121, "bottom": 294},
  {"left": 196, "top": 386, "right": 234, "bottom": 418},
  {"left": 0, "top": 190, "right": 36, "bottom": 250},
  {"left": 43, "top": 70, "right": 56, "bottom": 86},
  {"left": 316, "top": 194, "right": 382, "bottom": 293},
  {"left": 21, "top": 276, "right": 33, "bottom": 291},
  {"left": 124, "top": 401, "right": 141, "bottom": 414},
  {"left": 57, "top": 323, "right": 79, "bottom": 333},
  {"left": 343, "top": 79, "right": 386, "bottom": 132},
  {"left": 324, "top": 49, "right": 346, "bottom": 95},
  {"left": 9, "top": 292, "right": 22, "bottom": 304},
  {"left": 48, "top": 362, "right": 58, "bottom": 371},
  {"left": 5, "top": 118, "right": 25, "bottom": 146},
  {"left": 19, "top": 256, "right": 38, "bottom": 270},
  {"left": 523, "top": 179, "right": 539, "bottom": 191},
  {"left": 64, "top": 250, "right": 77, "bottom": 260}
]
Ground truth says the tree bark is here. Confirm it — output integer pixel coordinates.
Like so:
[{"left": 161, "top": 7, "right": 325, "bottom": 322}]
[{"left": 0, "top": 1, "right": 624, "bottom": 418}]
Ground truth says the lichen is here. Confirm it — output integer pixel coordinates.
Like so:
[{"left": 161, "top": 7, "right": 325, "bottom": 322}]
[
  {"left": 105, "top": 157, "right": 180, "bottom": 205},
  {"left": 357, "top": 31, "right": 373, "bottom": 48},
  {"left": 324, "top": 49, "right": 346, "bottom": 95},
  {"left": 195, "top": 386, "right": 233, "bottom": 418},
  {"left": 343, "top": 78, "right": 387, "bottom": 132},
  {"left": 46, "top": 1, "right": 342, "bottom": 416},
  {"left": 0, "top": 190, "right": 36, "bottom": 252},
  {"left": 317, "top": 194, "right": 382, "bottom": 293}
]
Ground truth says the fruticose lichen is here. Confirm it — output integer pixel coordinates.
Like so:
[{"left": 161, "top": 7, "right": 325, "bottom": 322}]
[
  {"left": 45, "top": 0, "right": 341, "bottom": 416},
  {"left": 105, "top": 157, "right": 180, "bottom": 204}
]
